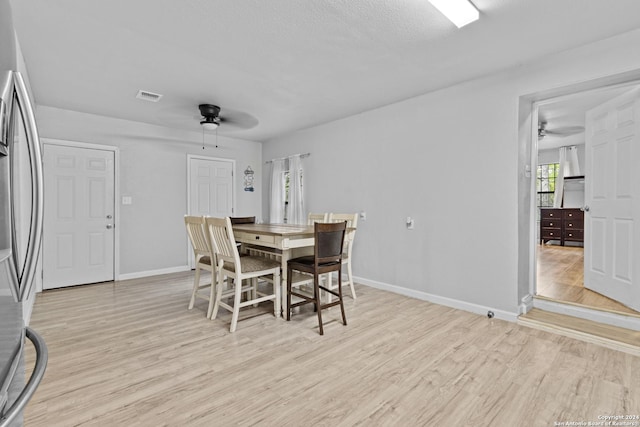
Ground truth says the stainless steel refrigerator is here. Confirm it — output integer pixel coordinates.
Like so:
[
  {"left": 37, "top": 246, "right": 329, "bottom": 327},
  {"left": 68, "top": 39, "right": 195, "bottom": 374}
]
[{"left": 0, "top": 0, "right": 48, "bottom": 425}]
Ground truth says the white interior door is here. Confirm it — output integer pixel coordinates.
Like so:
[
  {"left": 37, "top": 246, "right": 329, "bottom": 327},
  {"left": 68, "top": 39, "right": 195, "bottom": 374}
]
[
  {"left": 188, "top": 156, "right": 234, "bottom": 268},
  {"left": 188, "top": 156, "right": 234, "bottom": 217},
  {"left": 584, "top": 87, "right": 640, "bottom": 311},
  {"left": 43, "top": 144, "right": 115, "bottom": 289}
]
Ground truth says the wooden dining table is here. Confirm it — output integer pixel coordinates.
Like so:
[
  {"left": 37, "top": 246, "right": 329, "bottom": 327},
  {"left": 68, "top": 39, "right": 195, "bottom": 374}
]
[{"left": 231, "top": 223, "right": 316, "bottom": 315}]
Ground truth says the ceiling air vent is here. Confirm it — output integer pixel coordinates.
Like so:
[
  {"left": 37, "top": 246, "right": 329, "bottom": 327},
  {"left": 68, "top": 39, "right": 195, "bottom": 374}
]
[{"left": 136, "top": 90, "right": 163, "bottom": 102}]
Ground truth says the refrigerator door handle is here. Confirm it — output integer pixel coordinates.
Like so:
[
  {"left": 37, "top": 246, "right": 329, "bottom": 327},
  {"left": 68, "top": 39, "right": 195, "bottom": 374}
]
[
  {"left": 12, "top": 72, "right": 43, "bottom": 302},
  {"left": 0, "top": 327, "right": 48, "bottom": 427},
  {"left": 0, "top": 70, "right": 12, "bottom": 155}
]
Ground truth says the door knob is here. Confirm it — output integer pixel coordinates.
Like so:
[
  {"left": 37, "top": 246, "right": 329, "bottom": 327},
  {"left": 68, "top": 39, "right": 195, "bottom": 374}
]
[
  {"left": 106, "top": 224, "right": 114, "bottom": 229},
  {"left": 106, "top": 214, "right": 113, "bottom": 219}
]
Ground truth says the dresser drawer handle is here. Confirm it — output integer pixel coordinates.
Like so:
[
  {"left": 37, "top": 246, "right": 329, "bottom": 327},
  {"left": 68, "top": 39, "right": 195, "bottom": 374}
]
[
  {"left": 568, "top": 223, "right": 572, "bottom": 227},
  {"left": 549, "top": 223, "right": 553, "bottom": 226},
  {"left": 255, "top": 236, "right": 260, "bottom": 240},
  {"left": 568, "top": 233, "right": 573, "bottom": 237}
]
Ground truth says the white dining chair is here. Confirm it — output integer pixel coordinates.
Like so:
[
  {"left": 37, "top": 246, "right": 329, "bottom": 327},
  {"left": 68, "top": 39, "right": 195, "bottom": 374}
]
[
  {"left": 206, "top": 217, "right": 281, "bottom": 332},
  {"left": 307, "top": 212, "right": 328, "bottom": 224},
  {"left": 184, "top": 215, "right": 217, "bottom": 317},
  {"left": 327, "top": 213, "right": 358, "bottom": 300}
]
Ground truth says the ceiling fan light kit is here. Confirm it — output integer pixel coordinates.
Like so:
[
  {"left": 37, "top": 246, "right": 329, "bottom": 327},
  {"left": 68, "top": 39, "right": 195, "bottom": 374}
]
[
  {"left": 427, "top": 0, "right": 479, "bottom": 28},
  {"left": 200, "top": 118, "right": 219, "bottom": 131},
  {"left": 199, "top": 104, "right": 221, "bottom": 130}
]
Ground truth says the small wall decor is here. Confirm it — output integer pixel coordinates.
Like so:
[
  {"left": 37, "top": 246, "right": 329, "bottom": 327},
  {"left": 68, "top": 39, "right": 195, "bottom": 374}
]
[{"left": 244, "top": 166, "right": 254, "bottom": 192}]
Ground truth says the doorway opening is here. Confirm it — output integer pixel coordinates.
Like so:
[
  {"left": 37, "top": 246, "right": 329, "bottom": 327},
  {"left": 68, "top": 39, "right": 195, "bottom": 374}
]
[{"left": 530, "top": 80, "right": 640, "bottom": 318}]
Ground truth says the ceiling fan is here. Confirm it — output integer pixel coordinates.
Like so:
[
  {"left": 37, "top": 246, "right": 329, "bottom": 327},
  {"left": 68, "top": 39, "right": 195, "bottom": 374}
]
[
  {"left": 197, "top": 103, "right": 260, "bottom": 132},
  {"left": 538, "top": 122, "right": 584, "bottom": 138}
]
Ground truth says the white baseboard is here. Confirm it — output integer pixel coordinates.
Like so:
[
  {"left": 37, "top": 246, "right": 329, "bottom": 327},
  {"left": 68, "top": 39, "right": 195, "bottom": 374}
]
[
  {"left": 533, "top": 297, "right": 640, "bottom": 331},
  {"left": 520, "top": 294, "right": 534, "bottom": 314},
  {"left": 119, "top": 265, "right": 191, "bottom": 281},
  {"left": 354, "top": 276, "right": 520, "bottom": 322}
]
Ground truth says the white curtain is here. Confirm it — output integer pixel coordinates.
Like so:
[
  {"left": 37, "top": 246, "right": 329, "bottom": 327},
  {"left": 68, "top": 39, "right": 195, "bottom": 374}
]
[
  {"left": 566, "top": 146, "right": 581, "bottom": 176},
  {"left": 269, "top": 158, "right": 286, "bottom": 223},
  {"left": 553, "top": 145, "right": 581, "bottom": 208},
  {"left": 286, "top": 154, "right": 305, "bottom": 225}
]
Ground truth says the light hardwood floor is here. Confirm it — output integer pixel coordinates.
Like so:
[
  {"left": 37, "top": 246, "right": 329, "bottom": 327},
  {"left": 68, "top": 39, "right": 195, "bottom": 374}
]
[
  {"left": 536, "top": 243, "right": 640, "bottom": 316},
  {"left": 25, "top": 272, "right": 640, "bottom": 426}
]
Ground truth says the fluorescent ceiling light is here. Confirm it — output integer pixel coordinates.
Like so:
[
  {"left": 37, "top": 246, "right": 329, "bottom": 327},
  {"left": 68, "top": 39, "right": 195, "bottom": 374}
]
[{"left": 428, "top": 0, "right": 479, "bottom": 28}]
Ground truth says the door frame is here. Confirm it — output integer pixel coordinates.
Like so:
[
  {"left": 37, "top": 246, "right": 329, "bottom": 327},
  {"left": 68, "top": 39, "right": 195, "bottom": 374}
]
[
  {"left": 186, "top": 154, "right": 236, "bottom": 268},
  {"left": 40, "top": 138, "right": 120, "bottom": 291},
  {"left": 519, "top": 70, "right": 640, "bottom": 329}
]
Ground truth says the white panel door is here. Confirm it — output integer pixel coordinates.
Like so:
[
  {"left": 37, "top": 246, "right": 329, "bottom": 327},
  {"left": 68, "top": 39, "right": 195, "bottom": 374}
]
[
  {"left": 189, "top": 157, "right": 233, "bottom": 217},
  {"left": 43, "top": 145, "right": 115, "bottom": 289},
  {"left": 188, "top": 157, "right": 233, "bottom": 268},
  {"left": 584, "top": 87, "right": 640, "bottom": 311}
]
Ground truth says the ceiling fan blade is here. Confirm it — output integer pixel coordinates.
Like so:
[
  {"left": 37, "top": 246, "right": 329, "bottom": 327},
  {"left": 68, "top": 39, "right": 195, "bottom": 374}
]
[
  {"left": 217, "top": 110, "right": 260, "bottom": 130},
  {"left": 545, "top": 125, "right": 584, "bottom": 136},
  {"left": 157, "top": 101, "right": 258, "bottom": 133}
]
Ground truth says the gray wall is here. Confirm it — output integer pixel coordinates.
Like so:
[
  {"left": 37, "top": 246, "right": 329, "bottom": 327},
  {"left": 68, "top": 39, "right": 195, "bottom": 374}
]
[
  {"left": 35, "top": 106, "right": 263, "bottom": 277},
  {"left": 262, "top": 28, "right": 640, "bottom": 318}
]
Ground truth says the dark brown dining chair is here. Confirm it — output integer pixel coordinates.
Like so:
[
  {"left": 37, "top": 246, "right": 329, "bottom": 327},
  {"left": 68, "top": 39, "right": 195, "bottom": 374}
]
[
  {"left": 229, "top": 216, "right": 256, "bottom": 225},
  {"left": 286, "top": 221, "right": 347, "bottom": 335}
]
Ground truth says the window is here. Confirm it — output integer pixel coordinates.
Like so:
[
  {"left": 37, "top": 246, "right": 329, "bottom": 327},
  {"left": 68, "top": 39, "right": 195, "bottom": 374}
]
[
  {"left": 283, "top": 169, "right": 302, "bottom": 223},
  {"left": 270, "top": 155, "right": 304, "bottom": 224},
  {"left": 283, "top": 170, "right": 290, "bottom": 222},
  {"left": 537, "top": 163, "right": 559, "bottom": 210}
]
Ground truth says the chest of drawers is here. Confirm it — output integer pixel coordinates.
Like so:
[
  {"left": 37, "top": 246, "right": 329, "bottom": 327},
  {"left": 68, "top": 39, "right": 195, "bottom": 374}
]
[{"left": 540, "top": 208, "right": 584, "bottom": 246}]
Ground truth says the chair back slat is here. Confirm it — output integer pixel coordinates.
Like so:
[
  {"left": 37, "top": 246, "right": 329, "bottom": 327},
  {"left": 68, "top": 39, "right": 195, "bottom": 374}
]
[
  {"left": 206, "top": 216, "right": 240, "bottom": 266},
  {"left": 315, "top": 221, "right": 346, "bottom": 263},
  {"left": 328, "top": 213, "right": 358, "bottom": 229},
  {"left": 184, "top": 216, "right": 210, "bottom": 259},
  {"left": 328, "top": 213, "right": 358, "bottom": 254},
  {"left": 307, "top": 212, "right": 328, "bottom": 225}
]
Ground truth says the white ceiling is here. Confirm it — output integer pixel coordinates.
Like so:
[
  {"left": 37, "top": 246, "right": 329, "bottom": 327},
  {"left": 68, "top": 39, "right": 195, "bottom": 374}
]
[
  {"left": 10, "top": 0, "right": 640, "bottom": 142},
  {"left": 537, "top": 82, "right": 639, "bottom": 151}
]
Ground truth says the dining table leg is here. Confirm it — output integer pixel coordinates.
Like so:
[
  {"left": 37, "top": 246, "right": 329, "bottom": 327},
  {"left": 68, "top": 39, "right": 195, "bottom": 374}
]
[{"left": 280, "top": 249, "right": 290, "bottom": 318}]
